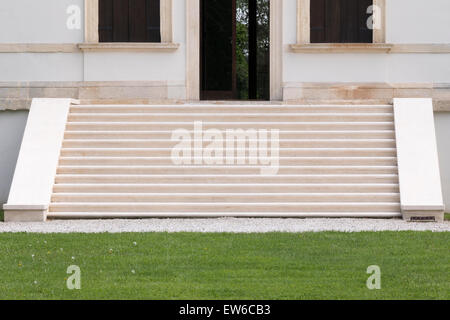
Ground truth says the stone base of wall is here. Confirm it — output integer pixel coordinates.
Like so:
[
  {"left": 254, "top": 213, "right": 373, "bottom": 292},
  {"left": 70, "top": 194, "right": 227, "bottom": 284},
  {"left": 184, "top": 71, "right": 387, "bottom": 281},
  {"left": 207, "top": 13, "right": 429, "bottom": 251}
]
[
  {"left": 1, "top": 81, "right": 450, "bottom": 111},
  {"left": 283, "top": 82, "right": 450, "bottom": 111},
  {"left": 0, "top": 81, "right": 187, "bottom": 110}
]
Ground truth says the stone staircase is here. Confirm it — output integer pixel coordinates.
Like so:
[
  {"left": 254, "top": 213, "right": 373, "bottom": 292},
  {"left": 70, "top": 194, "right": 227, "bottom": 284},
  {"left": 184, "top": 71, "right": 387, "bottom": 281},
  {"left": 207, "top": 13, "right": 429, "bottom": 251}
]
[{"left": 48, "top": 104, "right": 401, "bottom": 218}]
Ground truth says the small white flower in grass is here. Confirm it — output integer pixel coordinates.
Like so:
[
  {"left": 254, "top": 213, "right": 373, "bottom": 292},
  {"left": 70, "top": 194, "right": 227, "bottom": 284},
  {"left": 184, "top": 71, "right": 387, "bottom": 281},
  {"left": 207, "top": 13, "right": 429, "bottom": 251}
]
[
  {"left": 31, "top": 254, "right": 35, "bottom": 259},
  {"left": 108, "top": 248, "right": 113, "bottom": 254},
  {"left": 71, "top": 256, "right": 75, "bottom": 260},
  {"left": 60, "top": 248, "right": 63, "bottom": 252},
  {"left": 44, "top": 241, "right": 47, "bottom": 244},
  {"left": 33, "top": 280, "right": 38, "bottom": 285},
  {"left": 133, "top": 242, "right": 137, "bottom": 246},
  {"left": 131, "top": 269, "right": 136, "bottom": 274}
]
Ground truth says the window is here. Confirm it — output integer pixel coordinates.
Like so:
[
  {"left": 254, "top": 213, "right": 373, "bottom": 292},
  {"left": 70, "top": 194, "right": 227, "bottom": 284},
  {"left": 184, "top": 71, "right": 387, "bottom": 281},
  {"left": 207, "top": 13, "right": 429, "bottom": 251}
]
[
  {"left": 99, "top": 0, "right": 161, "bottom": 42},
  {"left": 310, "top": 0, "right": 373, "bottom": 43}
]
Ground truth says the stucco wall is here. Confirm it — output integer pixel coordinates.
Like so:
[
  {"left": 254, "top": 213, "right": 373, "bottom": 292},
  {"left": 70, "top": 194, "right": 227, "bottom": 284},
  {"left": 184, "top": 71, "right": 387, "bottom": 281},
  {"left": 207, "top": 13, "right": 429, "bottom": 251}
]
[
  {"left": 0, "top": 0, "right": 84, "bottom": 43},
  {"left": 1, "top": 0, "right": 450, "bottom": 86},
  {"left": 0, "top": 110, "right": 28, "bottom": 204},
  {"left": 283, "top": 0, "right": 450, "bottom": 84},
  {"left": 434, "top": 112, "right": 450, "bottom": 211},
  {"left": 387, "top": 0, "right": 450, "bottom": 43},
  {"left": 0, "top": 0, "right": 186, "bottom": 84}
]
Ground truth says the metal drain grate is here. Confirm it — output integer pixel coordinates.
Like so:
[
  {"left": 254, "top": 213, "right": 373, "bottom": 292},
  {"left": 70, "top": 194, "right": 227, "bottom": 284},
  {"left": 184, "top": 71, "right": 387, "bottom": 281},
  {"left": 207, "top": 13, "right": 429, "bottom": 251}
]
[{"left": 410, "top": 216, "right": 436, "bottom": 222}]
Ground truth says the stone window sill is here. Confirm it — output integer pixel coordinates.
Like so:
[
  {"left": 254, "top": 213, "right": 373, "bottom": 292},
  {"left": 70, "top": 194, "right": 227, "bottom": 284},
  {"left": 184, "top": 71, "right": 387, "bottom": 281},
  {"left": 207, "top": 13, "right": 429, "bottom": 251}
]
[
  {"left": 290, "top": 43, "right": 392, "bottom": 53},
  {"left": 78, "top": 42, "right": 180, "bottom": 52},
  {"left": 289, "top": 43, "right": 450, "bottom": 53}
]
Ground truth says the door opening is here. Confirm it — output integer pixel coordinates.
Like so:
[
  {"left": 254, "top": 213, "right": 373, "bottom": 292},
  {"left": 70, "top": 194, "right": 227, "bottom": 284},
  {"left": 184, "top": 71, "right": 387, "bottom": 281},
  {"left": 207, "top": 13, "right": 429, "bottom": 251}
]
[{"left": 200, "top": 0, "right": 270, "bottom": 100}]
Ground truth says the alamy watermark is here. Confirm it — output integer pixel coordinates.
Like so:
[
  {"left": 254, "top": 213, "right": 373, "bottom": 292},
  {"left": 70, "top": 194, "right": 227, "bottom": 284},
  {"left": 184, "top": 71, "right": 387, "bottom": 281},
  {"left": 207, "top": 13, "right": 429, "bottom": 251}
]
[
  {"left": 66, "top": 265, "right": 81, "bottom": 290},
  {"left": 66, "top": 5, "right": 81, "bottom": 30},
  {"left": 171, "top": 121, "right": 280, "bottom": 175},
  {"left": 367, "top": 4, "right": 382, "bottom": 30},
  {"left": 366, "top": 265, "right": 381, "bottom": 290}
]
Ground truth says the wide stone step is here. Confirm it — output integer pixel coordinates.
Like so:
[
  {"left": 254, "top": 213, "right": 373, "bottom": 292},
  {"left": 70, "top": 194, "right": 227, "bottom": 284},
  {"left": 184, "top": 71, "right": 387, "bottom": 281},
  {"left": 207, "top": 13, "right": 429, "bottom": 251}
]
[
  {"left": 51, "top": 193, "right": 401, "bottom": 203},
  {"left": 62, "top": 139, "right": 396, "bottom": 148},
  {"left": 49, "top": 202, "right": 401, "bottom": 213},
  {"left": 47, "top": 212, "right": 402, "bottom": 218},
  {"left": 56, "top": 165, "right": 398, "bottom": 175},
  {"left": 64, "top": 130, "right": 397, "bottom": 140},
  {"left": 71, "top": 104, "right": 393, "bottom": 114},
  {"left": 52, "top": 183, "right": 400, "bottom": 193},
  {"left": 58, "top": 156, "right": 398, "bottom": 166},
  {"left": 54, "top": 174, "right": 399, "bottom": 184},
  {"left": 66, "top": 122, "right": 395, "bottom": 131},
  {"left": 60, "top": 147, "right": 397, "bottom": 157},
  {"left": 68, "top": 113, "right": 394, "bottom": 122}
]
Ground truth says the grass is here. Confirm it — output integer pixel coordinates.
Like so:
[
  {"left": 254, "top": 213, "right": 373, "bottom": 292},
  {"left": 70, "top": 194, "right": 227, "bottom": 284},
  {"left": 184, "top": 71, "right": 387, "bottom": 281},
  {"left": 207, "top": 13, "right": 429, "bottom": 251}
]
[
  {"left": 0, "top": 209, "right": 3, "bottom": 222},
  {"left": 0, "top": 232, "right": 448, "bottom": 300},
  {"left": 445, "top": 213, "right": 450, "bottom": 221}
]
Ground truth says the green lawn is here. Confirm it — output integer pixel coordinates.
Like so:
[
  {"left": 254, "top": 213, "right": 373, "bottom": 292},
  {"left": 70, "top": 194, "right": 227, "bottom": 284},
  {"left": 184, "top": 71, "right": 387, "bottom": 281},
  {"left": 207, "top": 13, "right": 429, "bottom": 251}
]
[
  {"left": 445, "top": 213, "right": 450, "bottom": 221},
  {"left": 0, "top": 232, "right": 448, "bottom": 299}
]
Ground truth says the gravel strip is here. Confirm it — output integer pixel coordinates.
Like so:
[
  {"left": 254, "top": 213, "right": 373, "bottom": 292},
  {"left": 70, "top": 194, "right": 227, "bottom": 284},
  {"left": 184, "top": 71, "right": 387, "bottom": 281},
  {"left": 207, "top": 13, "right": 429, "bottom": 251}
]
[{"left": 0, "top": 218, "right": 449, "bottom": 233}]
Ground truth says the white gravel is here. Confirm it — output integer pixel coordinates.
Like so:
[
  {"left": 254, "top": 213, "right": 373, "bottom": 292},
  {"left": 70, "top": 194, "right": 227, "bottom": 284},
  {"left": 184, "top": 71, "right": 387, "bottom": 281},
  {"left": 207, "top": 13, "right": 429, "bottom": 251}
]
[{"left": 0, "top": 218, "right": 449, "bottom": 233}]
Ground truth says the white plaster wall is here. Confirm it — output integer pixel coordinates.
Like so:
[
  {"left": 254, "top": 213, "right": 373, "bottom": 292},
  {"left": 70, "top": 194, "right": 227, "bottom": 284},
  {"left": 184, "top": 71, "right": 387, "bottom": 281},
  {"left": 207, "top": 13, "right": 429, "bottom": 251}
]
[
  {"left": 84, "top": 50, "right": 185, "bottom": 81},
  {"left": 0, "top": 53, "right": 84, "bottom": 81},
  {"left": 0, "top": 110, "right": 28, "bottom": 204},
  {"left": 0, "top": 0, "right": 84, "bottom": 43},
  {"left": 0, "top": 0, "right": 186, "bottom": 83},
  {"left": 283, "top": 0, "right": 450, "bottom": 84},
  {"left": 387, "top": 0, "right": 450, "bottom": 44},
  {"left": 94, "top": 0, "right": 186, "bottom": 84},
  {"left": 283, "top": 52, "right": 450, "bottom": 83},
  {"left": 434, "top": 112, "right": 450, "bottom": 211},
  {"left": 84, "top": 0, "right": 186, "bottom": 82}
]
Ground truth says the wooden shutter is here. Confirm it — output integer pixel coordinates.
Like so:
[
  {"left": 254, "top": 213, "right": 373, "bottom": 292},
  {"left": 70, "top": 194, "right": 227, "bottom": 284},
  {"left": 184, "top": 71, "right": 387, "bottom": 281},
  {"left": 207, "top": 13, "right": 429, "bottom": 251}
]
[
  {"left": 129, "top": 0, "right": 147, "bottom": 42},
  {"left": 310, "top": 0, "right": 373, "bottom": 43},
  {"left": 358, "top": 0, "right": 373, "bottom": 43},
  {"left": 113, "top": 0, "right": 129, "bottom": 41},
  {"left": 99, "top": 0, "right": 161, "bottom": 42},
  {"left": 146, "top": 0, "right": 161, "bottom": 42},
  {"left": 99, "top": 0, "right": 113, "bottom": 42},
  {"left": 310, "top": 0, "right": 326, "bottom": 43}
]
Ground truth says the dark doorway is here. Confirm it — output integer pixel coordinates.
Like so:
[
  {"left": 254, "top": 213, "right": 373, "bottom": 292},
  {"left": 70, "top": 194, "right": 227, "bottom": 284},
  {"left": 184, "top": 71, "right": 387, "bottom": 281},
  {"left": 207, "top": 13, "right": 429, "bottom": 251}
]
[{"left": 200, "top": 0, "right": 270, "bottom": 100}]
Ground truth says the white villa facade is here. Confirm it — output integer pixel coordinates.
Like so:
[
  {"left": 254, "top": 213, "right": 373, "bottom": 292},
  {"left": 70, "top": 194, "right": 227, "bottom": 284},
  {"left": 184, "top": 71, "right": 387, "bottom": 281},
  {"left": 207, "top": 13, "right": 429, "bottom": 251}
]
[{"left": 0, "top": 0, "right": 449, "bottom": 221}]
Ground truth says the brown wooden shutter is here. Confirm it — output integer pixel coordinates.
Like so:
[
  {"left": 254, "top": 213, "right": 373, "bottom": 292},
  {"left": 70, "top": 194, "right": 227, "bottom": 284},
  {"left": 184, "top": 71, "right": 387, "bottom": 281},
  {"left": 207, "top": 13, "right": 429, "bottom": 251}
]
[
  {"left": 99, "top": 0, "right": 161, "bottom": 42},
  {"left": 310, "top": 0, "right": 373, "bottom": 43},
  {"left": 310, "top": 0, "right": 326, "bottom": 43},
  {"left": 113, "top": 0, "right": 130, "bottom": 41},
  {"left": 99, "top": 0, "right": 113, "bottom": 42},
  {"left": 358, "top": 0, "right": 373, "bottom": 43},
  {"left": 146, "top": 0, "right": 161, "bottom": 42},
  {"left": 129, "top": 0, "right": 147, "bottom": 42}
]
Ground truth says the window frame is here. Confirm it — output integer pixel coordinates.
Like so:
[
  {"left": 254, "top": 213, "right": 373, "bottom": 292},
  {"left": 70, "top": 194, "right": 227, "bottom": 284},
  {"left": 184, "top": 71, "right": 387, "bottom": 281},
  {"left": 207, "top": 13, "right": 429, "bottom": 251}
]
[
  {"left": 296, "top": 0, "right": 386, "bottom": 45},
  {"left": 85, "top": 0, "right": 173, "bottom": 43}
]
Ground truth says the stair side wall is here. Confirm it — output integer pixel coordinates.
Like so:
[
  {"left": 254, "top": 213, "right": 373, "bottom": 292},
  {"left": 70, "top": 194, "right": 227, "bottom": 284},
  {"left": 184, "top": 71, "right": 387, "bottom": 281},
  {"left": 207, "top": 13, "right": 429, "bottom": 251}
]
[{"left": 2, "top": 98, "right": 77, "bottom": 222}]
